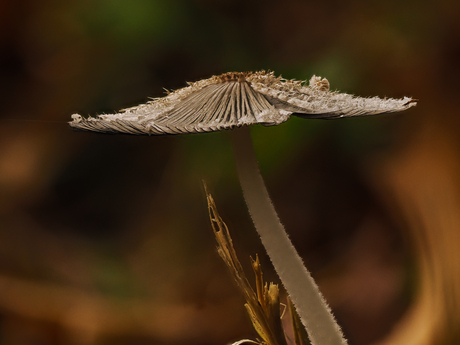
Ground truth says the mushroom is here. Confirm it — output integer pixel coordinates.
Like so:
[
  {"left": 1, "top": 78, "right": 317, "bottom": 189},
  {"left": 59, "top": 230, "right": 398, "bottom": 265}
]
[
  {"left": 69, "top": 71, "right": 416, "bottom": 345},
  {"left": 70, "top": 71, "right": 415, "bottom": 134}
]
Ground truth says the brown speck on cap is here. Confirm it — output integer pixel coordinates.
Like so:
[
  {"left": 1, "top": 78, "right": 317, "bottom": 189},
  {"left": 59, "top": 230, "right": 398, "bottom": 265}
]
[{"left": 217, "top": 72, "right": 252, "bottom": 83}]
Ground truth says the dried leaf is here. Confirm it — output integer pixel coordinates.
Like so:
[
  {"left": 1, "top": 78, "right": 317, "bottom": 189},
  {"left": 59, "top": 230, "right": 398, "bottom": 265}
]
[{"left": 231, "top": 339, "right": 261, "bottom": 345}]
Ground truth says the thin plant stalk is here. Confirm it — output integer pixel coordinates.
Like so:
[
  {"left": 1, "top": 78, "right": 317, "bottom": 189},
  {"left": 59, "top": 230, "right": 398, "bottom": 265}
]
[{"left": 231, "top": 126, "right": 347, "bottom": 345}]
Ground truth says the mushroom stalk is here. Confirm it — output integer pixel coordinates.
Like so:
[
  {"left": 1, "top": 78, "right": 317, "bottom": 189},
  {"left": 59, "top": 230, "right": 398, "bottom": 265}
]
[{"left": 231, "top": 126, "right": 347, "bottom": 345}]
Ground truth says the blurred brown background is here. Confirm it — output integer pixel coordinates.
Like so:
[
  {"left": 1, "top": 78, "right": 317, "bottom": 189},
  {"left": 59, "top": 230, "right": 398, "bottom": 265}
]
[{"left": 1, "top": 0, "right": 460, "bottom": 344}]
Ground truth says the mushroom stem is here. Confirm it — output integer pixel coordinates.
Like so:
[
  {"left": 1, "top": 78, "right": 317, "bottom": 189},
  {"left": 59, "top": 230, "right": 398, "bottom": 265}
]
[{"left": 231, "top": 126, "right": 347, "bottom": 345}]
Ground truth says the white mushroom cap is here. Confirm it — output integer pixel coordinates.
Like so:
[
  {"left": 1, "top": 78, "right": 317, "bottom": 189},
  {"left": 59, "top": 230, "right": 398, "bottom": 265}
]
[{"left": 69, "top": 71, "right": 417, "bottom": 135}]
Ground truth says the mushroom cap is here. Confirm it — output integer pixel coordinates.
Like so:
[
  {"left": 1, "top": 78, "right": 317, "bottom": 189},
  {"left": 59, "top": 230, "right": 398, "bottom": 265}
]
[{"left": 69, "top": 71, "right": 417, "bottom": 135}]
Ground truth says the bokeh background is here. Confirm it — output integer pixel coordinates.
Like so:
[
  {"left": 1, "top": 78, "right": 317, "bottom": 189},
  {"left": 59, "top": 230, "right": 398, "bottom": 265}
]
[{"left": 1, "top": 0, "right": 460, "bottom": 344}]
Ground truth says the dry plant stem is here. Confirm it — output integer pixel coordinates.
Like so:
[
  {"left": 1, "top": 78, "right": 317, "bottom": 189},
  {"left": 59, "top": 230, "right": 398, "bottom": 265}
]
[
  {"left": 206, "top": 188, "right": 288, "bottom": 345},
  {"left": 288, "top": 297, "right": 311, "bottom": 345},
  {"left": 231, "top": 126, "right": 347, "bottom": 345}
]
